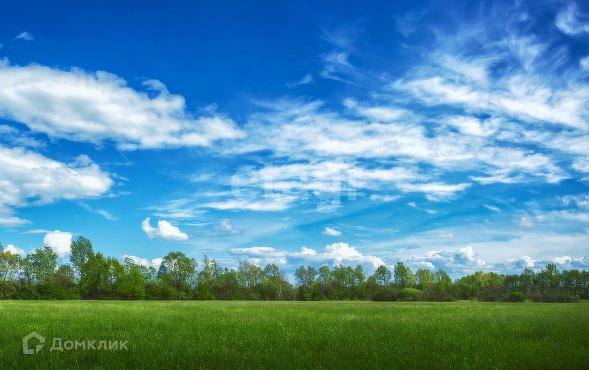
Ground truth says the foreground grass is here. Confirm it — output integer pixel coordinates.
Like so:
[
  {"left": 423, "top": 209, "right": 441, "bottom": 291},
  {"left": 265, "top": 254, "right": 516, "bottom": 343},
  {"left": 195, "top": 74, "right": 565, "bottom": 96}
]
[{"left": 1, "top": 300, "right": 588, "bottom": 369}]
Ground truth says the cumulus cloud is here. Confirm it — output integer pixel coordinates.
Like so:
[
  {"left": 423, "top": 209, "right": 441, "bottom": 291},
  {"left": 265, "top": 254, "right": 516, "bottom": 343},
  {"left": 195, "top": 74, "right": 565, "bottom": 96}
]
[
  {"left": 230, "top": 242, "right": 385, "bottom": 269},
  {"left": 142, "top": 218, "right": 188, "bottom": 241},
  {"left": 121, "top": 255, "right": 163, "bottom": 268},
  {"left": 322, "top": 227, "right": 342, "bottom": 236},
  {"left": 43, "top": 230, "right": 74, "bottom": 257},
  {"left": 5, "top": 244, "right": 26, "bottom": 256},
  {"left": 0, "top": 60, "right": 245, "bottom": 150},
  {"left": 407, "top": 245, "right": 487, "bottom": 274},
  {"left": 0, "top": 146, "right": 113, "bottom": 226}
]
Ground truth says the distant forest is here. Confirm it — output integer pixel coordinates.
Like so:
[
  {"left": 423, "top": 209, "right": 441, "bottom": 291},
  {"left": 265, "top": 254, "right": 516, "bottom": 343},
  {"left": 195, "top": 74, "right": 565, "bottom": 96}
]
[{"left": 1, "top": 237, "right": 587, "bottom": 302}]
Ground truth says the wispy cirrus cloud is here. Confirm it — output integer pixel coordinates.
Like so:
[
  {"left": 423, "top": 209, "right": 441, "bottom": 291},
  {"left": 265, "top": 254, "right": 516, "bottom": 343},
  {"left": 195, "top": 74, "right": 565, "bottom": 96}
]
[
  {"left": 15, "top": 32, "right": 34, "bottom": 40},
  {"left": 556, "top": 3, "right": 589, "bottom": 35}
]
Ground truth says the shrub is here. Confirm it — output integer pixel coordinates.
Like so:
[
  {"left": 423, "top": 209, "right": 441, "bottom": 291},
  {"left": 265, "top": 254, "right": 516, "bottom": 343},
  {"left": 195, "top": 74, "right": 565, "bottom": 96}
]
[
  {"left": 507, "top": 292, "right": 527, "bottom": 303},
  {"left": 372, "top": 287, "right": 400, "bottom": 301},
  {"left": 399, "top": 288, "right": 424, "bottom": 301}
]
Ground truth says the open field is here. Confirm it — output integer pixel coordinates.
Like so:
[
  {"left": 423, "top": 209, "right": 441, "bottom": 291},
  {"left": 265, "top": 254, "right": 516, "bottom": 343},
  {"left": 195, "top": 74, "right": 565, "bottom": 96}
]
[{"left": 1, "top": 300, "right": 588, "bottom": 369}]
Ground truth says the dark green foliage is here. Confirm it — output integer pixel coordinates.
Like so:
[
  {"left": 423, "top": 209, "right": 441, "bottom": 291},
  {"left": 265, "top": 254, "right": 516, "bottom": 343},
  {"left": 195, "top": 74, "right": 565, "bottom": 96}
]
[
  {"left": 507, "top": 292, "right": 527, "bottom": 302},
  {"left": 372, "top": 286, "right": 400, "bottom": 301},
  {"left": 2, "top": 237, "right": 588, "bottom": 303}
]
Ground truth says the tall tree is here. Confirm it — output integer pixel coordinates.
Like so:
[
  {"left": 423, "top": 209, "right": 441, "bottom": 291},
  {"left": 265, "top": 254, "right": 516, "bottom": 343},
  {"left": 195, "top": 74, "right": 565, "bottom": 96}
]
[
  {"left": 0, "top": 248, "right": 19, "bottom": 299},
  {"left": 374, "top": 265, "right": 391, "bottom": 286},
  {"left": 28, "top": 246, "right": 59, "bottom": 284},
  {"left": 162, "top": 251, "right": 197, "bottom": 298},
  {"left": 393, "top": 262, "right": 414, "bottom": 288},
  {"left": 70, "top": 236, "right": 94, "bottom": 283},
  {"left": 415, "top": 268, "right": 434, "bottom": 291}
]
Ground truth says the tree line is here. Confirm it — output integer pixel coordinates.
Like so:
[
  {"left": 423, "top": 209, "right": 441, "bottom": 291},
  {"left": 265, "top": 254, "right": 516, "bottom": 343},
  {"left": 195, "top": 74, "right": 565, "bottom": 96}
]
[{"left": 1, "top": 237, "right": 587, "bottom": 302}]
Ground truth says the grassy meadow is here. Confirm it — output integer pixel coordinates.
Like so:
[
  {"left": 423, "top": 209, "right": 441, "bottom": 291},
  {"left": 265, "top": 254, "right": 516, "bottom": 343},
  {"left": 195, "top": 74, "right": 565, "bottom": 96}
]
[{"left": 1, "top": 300, "right": 588, "bottom": 369}]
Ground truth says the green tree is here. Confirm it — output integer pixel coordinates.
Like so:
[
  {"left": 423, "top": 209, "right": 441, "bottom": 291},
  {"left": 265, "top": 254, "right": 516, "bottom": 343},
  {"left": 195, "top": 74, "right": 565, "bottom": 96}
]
[
  {"left": 415, "top": 268, "right": 434, "bottom": 291},
  {"left": 393, "top": 262, "right": 414, "bottom": 288},
  {"left": 70, "top": 236, "right": 95, "bottom": 283},
  {"left": 294, "top": 265, "right": 317, "bottom": 288},
  {"left": 374, "top": 265, "right": 391, "bottom": 286},
  {"left": 162, "top": 251, "right": 197, "bottom": 299},
  {"left": 28, "top": 246, "right": 59, "bottom": 284},
  {"left": 0, "top": 247, "right": 19, "bottom": 299},
  {"left": 519, "top": 267, "right": 535, "bottom": 290},
  {"left": 264, "top": 263, "right": 287, "bottom": 300}
]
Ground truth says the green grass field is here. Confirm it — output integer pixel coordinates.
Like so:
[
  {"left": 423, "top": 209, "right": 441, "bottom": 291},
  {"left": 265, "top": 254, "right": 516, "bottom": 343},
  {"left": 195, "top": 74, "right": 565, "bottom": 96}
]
[{"left": 1, "top": 300, "right": 588, "bottom": 369}]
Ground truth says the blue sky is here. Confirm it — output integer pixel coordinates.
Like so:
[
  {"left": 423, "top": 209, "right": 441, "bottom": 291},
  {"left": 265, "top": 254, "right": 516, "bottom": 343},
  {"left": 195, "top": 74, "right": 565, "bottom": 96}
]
[{"left": 1, "top": 0, "right": 588, "bottom": 279}]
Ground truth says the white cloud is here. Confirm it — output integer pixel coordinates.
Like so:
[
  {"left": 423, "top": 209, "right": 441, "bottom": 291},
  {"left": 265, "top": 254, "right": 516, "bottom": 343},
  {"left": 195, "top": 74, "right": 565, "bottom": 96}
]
[
  {"left": 445, "top": 116, "right": 501, "bottom": 137},
  {"left": 0, "top": 124, "right": 45, "bottom": 148},
  {"left": 573, "top": 157, "right": 589, "bottom": 173},
  {"left": 323, "top": 227, "right": 342, "bottom": 236},
  {"left": 79, "top": 202, "right": 118, "bottom": 221},
  {"left": 214, "top": 220, "right": 243, "bottom": 235},
  {"left": 438, "top": 233, "right": 455, "bottom": 239},
  {"left": 370, "top": 195, "right": 400, "bottom": 202},
  {"left": 5, "top": 244, "right": 26, "bottom": 256},
  {"left": 121, "top": 255, "right": 163, "bottom": 268},
  {"left": 15, "top": 32, "right": 34, "bottom": 40},
  {"left": 96, "top": 210, "right": 117, "bottom": 221},
  {"left": 141, "top": 218, "right": 188, "bottom": 241},
  {"left": 407, "top": 245, "right": 487, "bottom": 274},
  {"left": 484, "top": 205, "right": 501, "bottom": 212},
  {"left": 0, "top": 61, "right": 245, "bottom": 150},
  {"left": 392, "top": 6, "right": 589, "bottom": 132},
  {"left": 578, "top": 195, "right": 589, "bottom": 209},
  {"left": 43, "top": 231, "right": 73, "bottom": 258},
  {"left": 254, "top": 161, "right": 421, "bottom": 201},
  {"left": 581, "top": 56, "right": 589, "bottom": 71},
  {"left": 556, "top": 4, "right": 589, "bottom": 35},
  {"left": 0, "top": 216, "right": 31, "bottom": 227},
  {"left": 518, "top": 217, "right": 534, "bottom": 229},
  {"left": 200, "top": 197, "right": 297, "bottom": 211},
  {"left": 230, "top": 242, "right": 385, "bottom": 269},
  {"left": 397, "top": 182, "right": 472, "bottom": 201},
  {"left": 287, "top": 74, "right": 313, "bottom": 88},
  {"left": 556, "top": 211, "right": 589, "bottom": 222},
  {"left": 146, "top": 198, "right": 206, "bottom": 219},
  {"left": 0, "top": 146, "right": 113, "bottom": 226}
]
